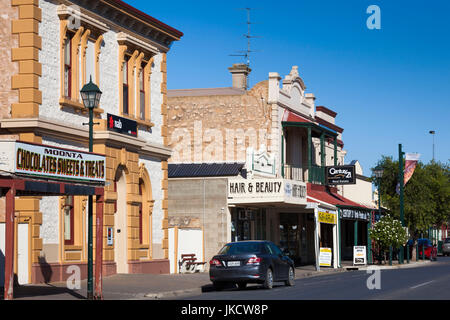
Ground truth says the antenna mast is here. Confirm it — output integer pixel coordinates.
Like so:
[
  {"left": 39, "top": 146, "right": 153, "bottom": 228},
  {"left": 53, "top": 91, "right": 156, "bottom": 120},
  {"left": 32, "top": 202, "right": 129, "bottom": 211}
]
[{"left": 229, "top": 8, "right": 261, "bottom": 79}]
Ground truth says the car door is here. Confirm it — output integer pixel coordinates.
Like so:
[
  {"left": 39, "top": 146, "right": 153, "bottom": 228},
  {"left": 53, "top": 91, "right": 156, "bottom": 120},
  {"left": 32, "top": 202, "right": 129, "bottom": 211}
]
[{"left": 268, "top": 242, "right": 290, "bottom": 280}]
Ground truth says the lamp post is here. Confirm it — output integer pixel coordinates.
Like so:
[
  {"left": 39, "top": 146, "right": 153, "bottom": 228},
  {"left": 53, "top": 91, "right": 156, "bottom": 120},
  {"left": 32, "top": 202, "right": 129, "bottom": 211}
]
[
  {"left": 429, "top": 130, "right": 435, "bottom": 162},
  {"left": 398, "top": 144, "right": 405, "bottom": 264},
  {"left": 80, "top": 76, "right": 102, "bottom": 300},
  {"left": 373, "top": 165, "right": 384, "bottom": 265}
]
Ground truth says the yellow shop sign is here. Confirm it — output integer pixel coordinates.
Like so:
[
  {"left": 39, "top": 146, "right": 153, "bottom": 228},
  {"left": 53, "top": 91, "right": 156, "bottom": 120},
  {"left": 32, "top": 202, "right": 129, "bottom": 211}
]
[{"left": 318, "top": 211, "right": 337, "bottom": 224}]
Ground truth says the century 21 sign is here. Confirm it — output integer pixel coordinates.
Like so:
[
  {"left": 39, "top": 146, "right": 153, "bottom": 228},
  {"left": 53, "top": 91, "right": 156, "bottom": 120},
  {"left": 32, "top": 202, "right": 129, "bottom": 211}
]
[{"left": 325, "top": 165, "right": 356, "bottom": 185}]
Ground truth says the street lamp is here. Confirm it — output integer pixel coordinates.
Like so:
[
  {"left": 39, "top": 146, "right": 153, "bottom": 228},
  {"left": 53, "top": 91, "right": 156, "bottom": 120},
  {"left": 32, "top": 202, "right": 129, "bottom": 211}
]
[
  {"left": 80, "top": 76, "right": 102, "bottom": 300},
  {"left": 372, "top": 165, "right": 384, "bottom": 264},
  {"left": 429, "top": 130, "right": 435, "bottom": 162},
  {"left": 373, "top": 165, "right": 384, "bottom": 215}
]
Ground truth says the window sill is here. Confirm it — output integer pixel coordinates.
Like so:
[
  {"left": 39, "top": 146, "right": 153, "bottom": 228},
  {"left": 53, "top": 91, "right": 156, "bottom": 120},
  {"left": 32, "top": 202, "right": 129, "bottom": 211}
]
[
  {"left": 120, "top": 113, "right": 154, "bottom": 128},
  {"left": 65, "top": 245, "right": 83, "bottom": 251},
  {"left": 59, "top": 97, "right": 104, "bottom": 116}
]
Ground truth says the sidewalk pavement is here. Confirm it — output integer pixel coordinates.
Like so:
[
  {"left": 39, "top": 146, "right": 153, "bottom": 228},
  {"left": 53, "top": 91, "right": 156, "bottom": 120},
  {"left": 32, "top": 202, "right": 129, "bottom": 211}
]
[{"left": 9, "top": 260, "right": 432, "bottom": 300}]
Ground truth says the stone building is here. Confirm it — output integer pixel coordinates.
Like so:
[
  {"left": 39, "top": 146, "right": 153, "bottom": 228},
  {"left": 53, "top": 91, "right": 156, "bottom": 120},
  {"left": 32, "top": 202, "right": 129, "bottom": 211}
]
[
  {"left": 167, "top": 64, "right": 369, "bottom": 271},
  {"left": 0, "top": 0, "right": 182, "bottom": 285}
]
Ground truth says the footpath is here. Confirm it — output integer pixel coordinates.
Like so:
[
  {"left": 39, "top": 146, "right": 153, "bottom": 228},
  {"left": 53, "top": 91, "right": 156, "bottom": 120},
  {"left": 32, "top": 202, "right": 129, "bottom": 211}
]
[{"left": 8, "top": 260, "right": 431, "bottom": 300}]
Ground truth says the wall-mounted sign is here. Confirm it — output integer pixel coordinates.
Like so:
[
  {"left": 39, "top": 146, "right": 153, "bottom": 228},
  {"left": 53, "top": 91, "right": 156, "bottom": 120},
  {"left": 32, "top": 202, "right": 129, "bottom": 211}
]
[
  {"left": 107, "top": 227, "right": 114, "bottom": 246},
  {"left": 319, "top": 248, "right": 332, "bottom": 267},
  {"left": 246, "top": 145, "right": 276, "bottom": 177},
  {"left": 325, "top": 165, "right": 356, "bottom": 185},
  {"left": 228, "top": 178, "right": 307, "bottom": 205},
  {"left": 0, "top": 140, "right": 105, "bottom": 184},
  {"left": 353, "top": 246, "right": 367, "bottom": 265},
  {"left": 107, "top": 113, "right": 137, "bottom": 137},
  {"left": 340, "top": 208, "right": 371, "bottom": 221},
  {"left": 318, "top": 211, "right": 337, "bottom": 224}
]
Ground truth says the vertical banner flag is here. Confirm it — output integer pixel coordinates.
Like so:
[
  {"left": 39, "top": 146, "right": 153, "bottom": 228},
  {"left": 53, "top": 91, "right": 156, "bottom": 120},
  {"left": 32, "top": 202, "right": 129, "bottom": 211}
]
[
  {"left": 404, "top": 153, "right": 420, "bottom": 186},
  {"left": 396, "top": 152, "right": 420, "bottom": 194}
]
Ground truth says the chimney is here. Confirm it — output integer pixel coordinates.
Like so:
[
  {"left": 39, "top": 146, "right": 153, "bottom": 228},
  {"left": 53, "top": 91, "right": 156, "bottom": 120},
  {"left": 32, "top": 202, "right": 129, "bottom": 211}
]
[{"left": 228, "top": 63, "right": 251, "bottom": 90}]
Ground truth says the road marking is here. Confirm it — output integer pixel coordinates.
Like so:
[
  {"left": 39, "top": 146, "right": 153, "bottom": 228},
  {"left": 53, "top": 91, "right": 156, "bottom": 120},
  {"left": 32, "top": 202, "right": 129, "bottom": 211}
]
[{"left": 410, "top": 280, "right": 435, "bottom": 290}]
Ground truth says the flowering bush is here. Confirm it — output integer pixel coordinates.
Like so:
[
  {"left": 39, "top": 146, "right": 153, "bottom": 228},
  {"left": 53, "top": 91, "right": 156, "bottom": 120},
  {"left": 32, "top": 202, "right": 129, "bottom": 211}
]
[{"left": 369, "top": 215, "right": 408, "bottom": 250}]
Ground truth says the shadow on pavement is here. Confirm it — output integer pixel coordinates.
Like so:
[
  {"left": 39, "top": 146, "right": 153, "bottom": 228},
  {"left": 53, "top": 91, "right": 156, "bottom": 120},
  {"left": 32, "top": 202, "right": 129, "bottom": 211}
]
[{"left": 1, "top": 284, "right": 86, "bottom": 300}]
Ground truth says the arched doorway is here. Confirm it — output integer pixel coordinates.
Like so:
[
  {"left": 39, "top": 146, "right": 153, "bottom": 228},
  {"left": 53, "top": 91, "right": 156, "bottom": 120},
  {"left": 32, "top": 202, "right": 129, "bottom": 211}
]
[{"left": 114, "top": 167, "right": 128, "bottom": 273}]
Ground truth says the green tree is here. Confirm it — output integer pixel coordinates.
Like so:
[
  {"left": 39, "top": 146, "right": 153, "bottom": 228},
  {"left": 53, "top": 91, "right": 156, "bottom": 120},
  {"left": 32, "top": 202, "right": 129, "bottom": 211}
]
[{"left": 372, "top": 158, "right": 450, "bottom": 240}]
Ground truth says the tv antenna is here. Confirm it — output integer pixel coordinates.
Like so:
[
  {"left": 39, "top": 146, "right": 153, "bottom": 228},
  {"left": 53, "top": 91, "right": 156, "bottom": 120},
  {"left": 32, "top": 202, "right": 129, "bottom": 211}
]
[{"left": 229, "top": 7, "right": 261, "bottom": 70}]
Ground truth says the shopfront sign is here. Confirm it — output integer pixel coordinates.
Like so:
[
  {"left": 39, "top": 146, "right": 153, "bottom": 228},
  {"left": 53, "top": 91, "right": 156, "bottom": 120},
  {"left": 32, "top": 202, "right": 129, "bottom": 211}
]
[
  {"left": 353, "top": 246, "right": 367, "bottom": 265},
  {"left": 0, "top": 140, "right": 106, "bottom": 184},
  {"left": 325, "top": 165, "right": 356, "bottom": 185},
  {"left": 107, "top": 113, "right": 137, "bottom": 137},
  {"left": 340, "top": 208, "right": 371, "bottom": 221},
  {"left": 318, "top": 211, "right": 337, "bottom": 224},
  {"left": 319, "top": 248, "right": 332, "bottom": 267},
  {"left": 228, "top": 178, "right": 307, "bottom": 205},
  {"left": 107, "top": 227, "right": 114, "bottom": 246}
]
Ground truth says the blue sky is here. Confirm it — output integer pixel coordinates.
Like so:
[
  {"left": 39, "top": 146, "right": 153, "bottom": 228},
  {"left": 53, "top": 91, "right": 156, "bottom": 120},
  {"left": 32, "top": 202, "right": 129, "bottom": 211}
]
[{"left": 129, "top": 0, "right": 450, "bottom": 174}]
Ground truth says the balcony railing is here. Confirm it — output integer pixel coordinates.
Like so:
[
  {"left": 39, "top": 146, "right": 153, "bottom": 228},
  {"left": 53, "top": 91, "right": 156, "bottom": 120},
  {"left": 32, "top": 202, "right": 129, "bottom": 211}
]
[{"left": 283, "top": 164, "right": 325, "bottom": 185}]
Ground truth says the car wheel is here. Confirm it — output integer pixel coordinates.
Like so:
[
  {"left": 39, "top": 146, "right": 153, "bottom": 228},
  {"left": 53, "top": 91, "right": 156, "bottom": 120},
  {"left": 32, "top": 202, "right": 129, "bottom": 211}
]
[
  {"left": 237, "top": 282, "right": 247, "bottom": 290},
  {"left": 285, "top": 266, "right": 295, "bottom": 286},
  {"left": 263, "top": 268, "right": 274, "bottom": 289}
]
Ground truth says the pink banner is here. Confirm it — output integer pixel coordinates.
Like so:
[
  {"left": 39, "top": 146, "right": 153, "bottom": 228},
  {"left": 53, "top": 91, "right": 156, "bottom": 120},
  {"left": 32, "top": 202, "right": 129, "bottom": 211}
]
[{"left": 404, "top": 153, "right": 420, "bottom": 186}]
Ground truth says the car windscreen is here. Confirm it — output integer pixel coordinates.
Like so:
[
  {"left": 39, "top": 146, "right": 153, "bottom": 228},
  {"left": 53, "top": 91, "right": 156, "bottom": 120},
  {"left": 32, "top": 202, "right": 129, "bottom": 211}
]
[
  {"left": 218, "top": 242, "right": 263, "bottom": 255},
  {"left": 445, "top": 238, "right": 450, "bottom": 244}
]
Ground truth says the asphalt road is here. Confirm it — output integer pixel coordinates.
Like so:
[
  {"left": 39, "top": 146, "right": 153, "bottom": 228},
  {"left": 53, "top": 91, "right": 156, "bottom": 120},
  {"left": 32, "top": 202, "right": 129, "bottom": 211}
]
[{"left": 183, "top": 256, "right": 450, "bottom": 300}]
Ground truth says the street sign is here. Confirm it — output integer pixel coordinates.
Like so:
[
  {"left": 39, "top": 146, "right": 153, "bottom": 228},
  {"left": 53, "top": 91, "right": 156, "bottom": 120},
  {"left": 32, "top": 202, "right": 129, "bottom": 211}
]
[
  {"left": 325, "top": 165, "right": 356, "bottom": 185},
  {"left": 353, "top": 246, "right": 367, "bottom": 265}
]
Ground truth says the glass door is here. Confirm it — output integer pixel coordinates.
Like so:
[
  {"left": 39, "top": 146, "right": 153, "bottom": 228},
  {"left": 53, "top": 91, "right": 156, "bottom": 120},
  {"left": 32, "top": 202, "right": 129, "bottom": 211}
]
[{"left": 279, "top": 213, "right": 301, "bottom": 266}]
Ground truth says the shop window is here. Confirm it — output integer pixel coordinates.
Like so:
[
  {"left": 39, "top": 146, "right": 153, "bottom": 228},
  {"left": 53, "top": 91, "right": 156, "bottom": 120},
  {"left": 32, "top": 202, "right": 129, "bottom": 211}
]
[
  {"left": 63, "top": 33, "right": 73, "bottom": 98},
  {"left": 122, "top": 56, "right": 129, "bottom": 115},
  {"left": 139, "top": 67, "right": 145, "bottom": 120},
  {"left": 86, "top": 40, "right": 95, "bottom": 83},
  {"left": 63, "top": 196, "right": 74, "bottom": 245}
]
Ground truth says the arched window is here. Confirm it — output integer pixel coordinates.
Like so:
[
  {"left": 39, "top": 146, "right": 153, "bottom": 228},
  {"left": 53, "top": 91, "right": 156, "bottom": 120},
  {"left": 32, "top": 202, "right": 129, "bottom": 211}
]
[{"left": 139, "top": 180, "right": 144, "bottom": 244}]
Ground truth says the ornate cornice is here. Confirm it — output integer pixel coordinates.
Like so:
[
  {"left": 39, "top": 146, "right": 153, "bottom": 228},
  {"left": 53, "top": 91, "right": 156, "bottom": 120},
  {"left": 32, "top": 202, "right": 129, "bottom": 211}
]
[{"left": 65, "top": 0, "right": 182, "bottom": 52}]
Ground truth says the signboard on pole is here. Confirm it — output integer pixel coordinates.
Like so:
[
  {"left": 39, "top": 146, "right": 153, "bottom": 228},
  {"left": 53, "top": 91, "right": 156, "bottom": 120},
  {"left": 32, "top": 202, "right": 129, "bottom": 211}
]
[
  {"left": 319, "top": 248, "right": 332, "bottom": 267},
  {"left": 325, "top": 165, "right": 356, "bottom": 185},
  {"left": 353, "top": 246, "right": 367, "bottom": 265}
]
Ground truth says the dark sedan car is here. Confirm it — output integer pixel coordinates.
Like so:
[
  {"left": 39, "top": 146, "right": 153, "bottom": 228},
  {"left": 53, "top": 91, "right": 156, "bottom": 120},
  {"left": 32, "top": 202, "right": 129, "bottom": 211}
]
[{"left": 209, "top": 240, "right": 295, "bottom": 290}]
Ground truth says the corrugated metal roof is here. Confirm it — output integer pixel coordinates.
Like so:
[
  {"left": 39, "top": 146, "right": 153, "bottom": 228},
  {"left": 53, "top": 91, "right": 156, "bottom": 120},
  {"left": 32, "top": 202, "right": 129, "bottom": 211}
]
[{"left": 169, "top": 163, "right": 244, "bottom": 178}]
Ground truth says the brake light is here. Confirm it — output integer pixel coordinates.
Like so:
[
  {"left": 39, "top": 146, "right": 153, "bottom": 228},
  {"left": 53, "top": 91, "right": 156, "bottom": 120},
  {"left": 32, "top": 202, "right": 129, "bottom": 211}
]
[
  {"left": 209, "top": 259, "right": 221, "bottom": 266},
  {"left": 247, "top": 256, "right": 261, "bottom": 265}
]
